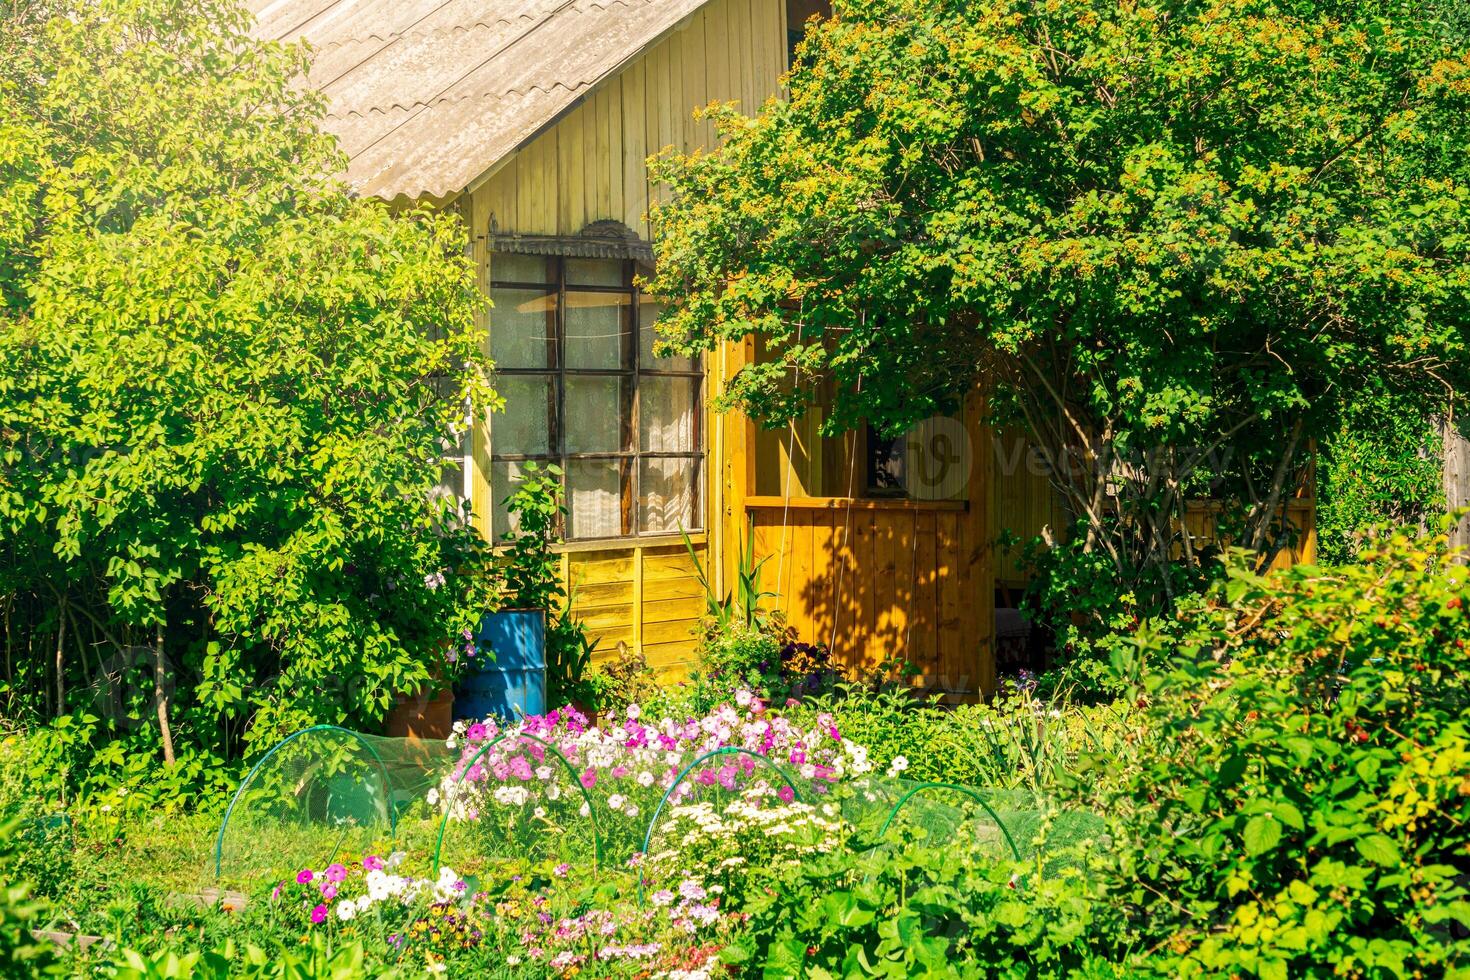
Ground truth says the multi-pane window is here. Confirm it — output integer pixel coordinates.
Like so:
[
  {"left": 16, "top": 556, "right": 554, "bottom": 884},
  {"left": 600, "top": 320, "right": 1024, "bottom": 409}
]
[{"left": 488, "top": 252, "right": 702, "bottom": 540}]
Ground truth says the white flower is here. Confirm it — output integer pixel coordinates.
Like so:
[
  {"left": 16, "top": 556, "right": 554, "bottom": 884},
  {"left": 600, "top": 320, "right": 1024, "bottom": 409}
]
[
  {"left": 608, "top": 793, "right": 626, "bottom": 810},
  {"left": 426, "top": 788, "right": 439, "bottom": 806},
  {"left": 626, "top": 703, "right": 641, "bottom": 720},
  {"left": 386, "top": 851, "right": 406, "bottom": 870},
  {"left": 336, "top": 900, "right": 356, "bottom": 921},
  {"left": 887, "top": 755, "right": 909, "bottom": 776},
  {"left": 637, "top": 770, "right": 655, "bottom": 787},
  {"left": 624, "top": 803, "right": 639, "bottom": 818},
  {"left": 735, "top": 689, "right": 752, "bottom": 707}
]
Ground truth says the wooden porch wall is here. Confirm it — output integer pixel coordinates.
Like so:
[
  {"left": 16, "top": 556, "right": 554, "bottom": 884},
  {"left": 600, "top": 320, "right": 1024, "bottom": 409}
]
[
  {"left": 737, "top": 393, "right": 997, "bottom": 700},
  {"left": 991, "top": 428, "right": 1317, "bottom": 582}
]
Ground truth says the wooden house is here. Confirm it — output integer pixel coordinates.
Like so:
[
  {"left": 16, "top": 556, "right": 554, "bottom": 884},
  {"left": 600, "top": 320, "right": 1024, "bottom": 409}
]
[{"left": 249, "top": 0, "right": 1313, "bottom": 701}]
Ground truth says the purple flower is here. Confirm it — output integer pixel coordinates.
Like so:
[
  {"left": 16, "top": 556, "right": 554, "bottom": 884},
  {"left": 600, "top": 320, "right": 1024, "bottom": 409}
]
[
  {"left": 325, "top": 863, "right": 347, "bottom": 883},
  {"left": 778, "top": 785, "right": 795, "bottom": 804},
  {"left": 319, "top": 883, "right": 337, "bottom": 901},
  {"left": 554, "top": 863, "right": 571, "bottom": 877},
  {"left": 296, "top": 869, "right": 315, "bottom": 884},
  {"left": 310, "top": 904, "right": 328, "bottom": 924}
]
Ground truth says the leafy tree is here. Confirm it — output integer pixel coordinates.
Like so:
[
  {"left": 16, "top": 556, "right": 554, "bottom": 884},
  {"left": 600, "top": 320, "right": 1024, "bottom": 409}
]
[
  {"left": 649, "top": 0, "right": 1470, "bottom": 631},
  {"left": 0, "top": 0, "right": 498, "bottom": 799}
]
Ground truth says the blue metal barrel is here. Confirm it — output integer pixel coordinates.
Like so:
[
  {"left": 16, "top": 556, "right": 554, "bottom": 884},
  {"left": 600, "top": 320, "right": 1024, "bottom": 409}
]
[{"left": 453, "top": 609, "right": 546, "bottom": 722}]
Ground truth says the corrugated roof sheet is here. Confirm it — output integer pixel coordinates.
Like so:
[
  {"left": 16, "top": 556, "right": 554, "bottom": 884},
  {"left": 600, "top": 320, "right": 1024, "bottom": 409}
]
[{"left": 248, "top": 0, "right": 709, "bottom": 200}]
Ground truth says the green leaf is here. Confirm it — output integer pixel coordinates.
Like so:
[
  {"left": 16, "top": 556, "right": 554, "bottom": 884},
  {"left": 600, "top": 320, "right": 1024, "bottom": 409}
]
[
  {"left": 1244, "top": 814, "right": 1283, "bottom": 856},
  {"left": 1355, "top": 834, "right": 1401, "bottom": 866}
]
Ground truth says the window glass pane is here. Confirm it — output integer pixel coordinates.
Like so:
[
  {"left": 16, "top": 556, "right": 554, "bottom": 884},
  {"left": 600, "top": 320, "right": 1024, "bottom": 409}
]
[
  {"left": 639, "top": 299, "right": 698, "bottom": 372},
  {"left": 564, "top": 292, "right": 630, "bottom": 369},
  {"left": 489, "top": 286, "right": 556, "bottom": 369},
  {"left": 490, "top": 252, "right": 550, "bottom": 284},
  {"left": 866, "top": 425, "right": 906, "bottom": 495},
  {"left": 567, "top": 458, "right": 626, "bottom": 538},
  {"left": 640, "top": 457, "right": 699, "bottom": 533},
  {"left": 431, "top": 456, "right": 464, "bottom": 505},
  {"left": 640, "top": 376, "right": 698, "bottom": 453},
  {"left": 565, "top": 376, "right": 628, "bottom": 453},
  {"left": 491, "top": 375, "right": 554, "bottom": 456},
  {"left": 490, "top": 459, "right": 533, "bottom": 541},
  {"left": 566, "top": 258, "right": 624, "bottom": 286}
]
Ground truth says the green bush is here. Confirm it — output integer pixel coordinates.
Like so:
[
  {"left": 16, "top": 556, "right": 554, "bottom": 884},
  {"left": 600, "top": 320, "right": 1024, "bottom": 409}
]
[
  {"left": 0, "top": 819, "right": 55, "bottom": 977},
  {"left": 0, "top": 0, "right": 498, "bottom": 803},
  {"left": 1316, "top": 392, "right": 1445, "bottom": 565},
  {"left": 793, "top": 685, "right": 1140, "bottom": 794},
  {"left": 1088, "top": 531, "right": 1470, "bottom": 979},
  {"left": 723, "top": 838, "right": 1140, "bottom": 979}
]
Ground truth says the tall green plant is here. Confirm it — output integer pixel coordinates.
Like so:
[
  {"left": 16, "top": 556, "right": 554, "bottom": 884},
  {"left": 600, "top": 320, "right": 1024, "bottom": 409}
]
[
  {"left": 0, "top": 0, "right": 498, "bottom": 797},
  {"left": 683, "top": 517, "right": 776, "bottom": 633},
  {"left": 496, "top": 463, "right": 596, "bottom": 708},
  {"left": 1084, "top": 531, "right": 1470, "bottom": 977}
]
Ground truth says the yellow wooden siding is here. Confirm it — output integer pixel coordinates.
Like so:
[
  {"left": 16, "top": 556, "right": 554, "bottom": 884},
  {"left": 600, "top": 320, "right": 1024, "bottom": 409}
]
[
  {"left": 992, "top": 428, "right": 1070, "bottom": 587},
  {"left": 458, "top": 0, "right": 787, "bottom": 679},
  {"left": 470, "top": 0, "right": 784, "bottom": 242}
]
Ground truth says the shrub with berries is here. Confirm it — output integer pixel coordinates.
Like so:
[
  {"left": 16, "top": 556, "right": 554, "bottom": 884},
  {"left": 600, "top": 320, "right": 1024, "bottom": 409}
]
[{"left": 1083, "top": 529, "right": 1470, "bottom": 978}]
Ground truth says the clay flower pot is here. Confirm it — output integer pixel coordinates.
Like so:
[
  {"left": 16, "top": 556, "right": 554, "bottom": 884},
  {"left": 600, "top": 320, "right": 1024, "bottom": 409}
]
[{"left": 386, "top": 681, "right": 454, "bottom": 740}]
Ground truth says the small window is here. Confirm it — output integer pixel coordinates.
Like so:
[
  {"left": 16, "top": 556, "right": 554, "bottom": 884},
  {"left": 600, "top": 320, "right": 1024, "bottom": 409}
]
[
  {"left": 488, "top": 253, "right": 703, "bottom": 541},
  {"left": 864, "top": 416, "right": 969, "bottom": 501}
]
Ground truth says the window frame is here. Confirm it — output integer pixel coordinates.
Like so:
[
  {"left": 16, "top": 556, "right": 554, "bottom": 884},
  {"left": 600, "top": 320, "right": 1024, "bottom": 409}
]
[{"left": 489, "top": 253, "right": 704, "bottom": 541}]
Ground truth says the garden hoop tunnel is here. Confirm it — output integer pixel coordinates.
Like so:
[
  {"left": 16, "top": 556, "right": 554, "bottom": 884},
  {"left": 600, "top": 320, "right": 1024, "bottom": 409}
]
[
  {"left": 431, "top": 730, "right": 603, "bottom": 874},
  {"left": 213, "top": 724, "right": 397, "bottom": 879},
  {"left": 637, "top": 746, "right": 804, "bottom": 905},
  {"left": 875, "top": 781, "right": 1023, "bottom": 860}
]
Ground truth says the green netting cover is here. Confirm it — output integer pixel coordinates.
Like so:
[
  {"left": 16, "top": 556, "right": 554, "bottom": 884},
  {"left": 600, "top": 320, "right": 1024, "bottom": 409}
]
[
  {"left": 215, "top": 719, "right": 1107, "bottom": 898},
  {"left": 214, "top": 726, "right": 457, "bottom": 884},
  {"left": 636, "top": 747, "right": 819, "bottom": 903},
  {"left": 431, "top": 731, "right": 604, "bottom": 879}
]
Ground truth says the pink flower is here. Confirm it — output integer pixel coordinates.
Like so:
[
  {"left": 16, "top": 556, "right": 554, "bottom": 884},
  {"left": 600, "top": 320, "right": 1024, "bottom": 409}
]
[
  {"left": 319, "top": 883, "right": 337, "bottom": 901},
  {"left": 580, "top": 768, "right": 597, "bottom": 789},
  {"left": 310, "top": 904, "right": 328, "bottom": 924},
  {"left": 296, "top": 869, "right": 314, "bottom": 884},
  {"left": 466, "top": 723, "right": 488, "bottom": 742},
  {"left": 325, "top": 863, "right": 347, "bottom": 883},
  {"left": 362, "top": 855, "right": 384, "bottom": 871},
  {"left": 778, "top": 785, "right": 795, "bottom": 804},
  {"left": 554, "top": 863, "right": 571, "bottom": 877}
]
